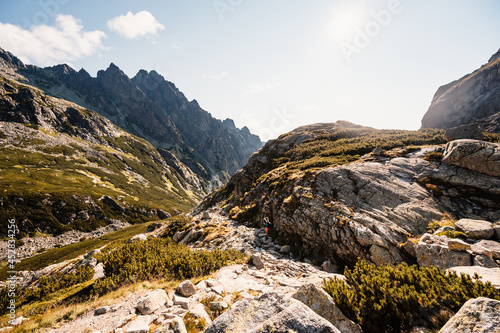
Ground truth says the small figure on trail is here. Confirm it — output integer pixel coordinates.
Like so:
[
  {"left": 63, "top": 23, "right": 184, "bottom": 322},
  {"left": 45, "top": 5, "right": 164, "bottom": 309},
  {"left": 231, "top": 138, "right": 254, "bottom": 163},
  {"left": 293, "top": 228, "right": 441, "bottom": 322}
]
[{"left": 264, "top": 216, "right": 271, "bottom": 238}]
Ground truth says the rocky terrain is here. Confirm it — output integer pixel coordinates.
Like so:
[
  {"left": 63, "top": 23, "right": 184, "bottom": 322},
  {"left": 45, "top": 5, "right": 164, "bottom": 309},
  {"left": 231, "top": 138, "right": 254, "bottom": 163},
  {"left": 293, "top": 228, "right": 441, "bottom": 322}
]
[
  {"left": 0, "top": 47, "right": 262, "bottom": 190},
  {"left": 200, "top": 122, "right": 500, "bottom": 269},
  {"left": 421, "top": 48, "right": 500, "bottom": 135},
  {"left": 5, "top": 210, "right": 494, "bottom": 333}
]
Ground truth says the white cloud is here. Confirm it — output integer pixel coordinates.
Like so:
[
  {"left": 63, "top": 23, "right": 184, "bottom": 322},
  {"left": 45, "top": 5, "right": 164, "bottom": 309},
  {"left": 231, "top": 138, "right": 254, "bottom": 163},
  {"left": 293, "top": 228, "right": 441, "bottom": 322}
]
[
  {"left": 244, "top": 82, "right": 281, "bottom": 95},
  {"left": 202, "top": 71, "right": 229, "bottom": 80},
  {"left": 0, "top": 14, "right": 106, "bottom": 66},
  {"left": 107, "top": 11, "right": 165, "bottom": 39}
]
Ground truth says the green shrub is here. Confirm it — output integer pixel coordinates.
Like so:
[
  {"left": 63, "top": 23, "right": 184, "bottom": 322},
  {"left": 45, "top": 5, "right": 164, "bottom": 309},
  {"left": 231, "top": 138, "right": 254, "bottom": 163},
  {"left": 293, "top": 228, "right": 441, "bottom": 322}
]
[
  {"left": 92, "top": 238, "right": 246, "bottom": 296},
  {"left": 323, "top": 260, "right": 500, "bottom": 333},
  {"left": 160, "top": 216, "right": 193, "bottom": 238},
  {"left": 424, "top": 151, "right": 443, "bottom": 162},
  {"left": 436, "top": 230, "right": 468, "bottom": 239},
  {"left": 483, "top": 132, "right": 500, "bottom": 143}
]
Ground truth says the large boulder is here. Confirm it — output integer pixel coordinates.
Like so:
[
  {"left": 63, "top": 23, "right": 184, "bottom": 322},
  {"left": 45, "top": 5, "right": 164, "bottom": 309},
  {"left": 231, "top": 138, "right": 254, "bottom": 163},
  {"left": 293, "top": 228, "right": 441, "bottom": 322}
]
[
  {"left": 476, "top": 240, "right": 500, "bottom": 260},
  {"left": 442, "top": 140, "right": 500, "bottom": 178},
  {"left": 251, "top": 254, "right": 265, "bottom": 269},
  {"left": 128, "top": 233, "right": 148, "bottom": 244},
  {"left": 176, "top": 280, "right": 197, "bottom": 297},
  {"left": 415, "top": 242, "right": 472, "bottom": 269},
  {"left": 189, "top": 303, "right": 213, "bottom": 326},
  {"left": 455, "top": 219, "right": 495, "bottom": 240},
  {"left": 439, "top": 297, "right": 500, "bottom": 333},
  {"left": 292, "top": 283, "right": 362, "bottom": 333},
  {"left": 153, "top": 317, "right": 187, "bottom": 333},
  {"left": 136, "top": 289, "right": 168, "bottom": 315},
  {"left": 204, "top": 292, "right": 341, "bottom": 333},
  {"left": 179, "top": 229, "right": 204, "bottom": 245}
]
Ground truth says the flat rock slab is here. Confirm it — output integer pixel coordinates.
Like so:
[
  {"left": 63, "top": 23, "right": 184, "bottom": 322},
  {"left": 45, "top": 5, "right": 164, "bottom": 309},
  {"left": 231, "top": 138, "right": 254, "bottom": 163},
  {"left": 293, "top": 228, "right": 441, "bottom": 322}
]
[
  {"left": 125, "top": 315, "right": 151, "bottom": 333},
  {"left": 449, "top": 266, "right": 500, "bottom": 289},
  {"left": 172, "top": 294, "right": 190, "bottom": 309},
  {"left": 213, "top": 265, "right": 269, "bottom": 294},
  {"left": 455, "top": 219, "right": 494, "bottom": 239},
  {"left": 439, "top": 297, "right": 500, "bottom": 333},
  {"left": 416, "top": 242, "right": 472, "bottom": 269}
]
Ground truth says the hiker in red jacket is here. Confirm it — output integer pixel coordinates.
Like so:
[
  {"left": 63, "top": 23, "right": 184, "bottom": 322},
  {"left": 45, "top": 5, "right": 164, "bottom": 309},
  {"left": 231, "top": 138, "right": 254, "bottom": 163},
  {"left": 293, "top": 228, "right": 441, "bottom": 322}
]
[{"left": 264, "top": 216, "right": 271, "bottom": 238}]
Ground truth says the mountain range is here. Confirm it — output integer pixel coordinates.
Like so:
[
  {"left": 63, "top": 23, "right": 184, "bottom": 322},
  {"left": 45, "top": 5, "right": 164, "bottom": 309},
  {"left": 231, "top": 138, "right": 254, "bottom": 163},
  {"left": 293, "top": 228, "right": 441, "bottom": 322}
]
[
  {"left": 0, "top": 46, "right": 261, "bottom": 237},
  {"left": 0, "top": 47, "right": 262, "bottom": 193}
]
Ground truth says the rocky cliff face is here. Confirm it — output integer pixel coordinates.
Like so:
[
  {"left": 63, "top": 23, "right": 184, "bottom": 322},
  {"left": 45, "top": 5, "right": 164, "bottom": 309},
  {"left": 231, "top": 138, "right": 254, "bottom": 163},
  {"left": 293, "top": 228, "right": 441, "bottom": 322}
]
[
  {"left": 0, "top": 46, "right": 262, "bottom": 192},
  {"left": 132, "top": 69, "right": 262, "bottom": 178},
  {"left": 199, "top": 122, "right": 500, "bottom": 267},
  {"left": 421, "top": 48, "right": 500, "bottom": 132}
]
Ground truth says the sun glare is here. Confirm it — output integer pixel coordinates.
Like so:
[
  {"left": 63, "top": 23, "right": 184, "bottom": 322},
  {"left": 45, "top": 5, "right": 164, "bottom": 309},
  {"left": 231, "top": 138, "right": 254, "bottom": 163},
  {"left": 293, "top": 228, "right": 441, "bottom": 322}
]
[{"left": 330, "top": 5, "right": 368, "bottom": 42}]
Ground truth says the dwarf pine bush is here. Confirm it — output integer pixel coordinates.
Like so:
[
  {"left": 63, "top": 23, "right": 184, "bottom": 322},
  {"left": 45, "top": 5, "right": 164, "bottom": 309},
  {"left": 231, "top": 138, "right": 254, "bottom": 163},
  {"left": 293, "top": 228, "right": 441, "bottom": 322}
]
[
  {"left": 323, "top": 260, "right": 500, "bottom": 333},
  {"left": 92, "top": 237, "right": 246, "bottom": 296}
]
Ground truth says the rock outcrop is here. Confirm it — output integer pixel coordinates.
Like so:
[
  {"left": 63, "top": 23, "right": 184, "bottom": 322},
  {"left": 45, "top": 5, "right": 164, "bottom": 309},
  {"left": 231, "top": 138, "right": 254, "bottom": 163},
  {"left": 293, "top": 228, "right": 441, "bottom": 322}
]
[
  {"left": 204, "top": 292, "right": 341, "bottom": 333},
  {"left": 292, "top": 284, "right": 362, "bottom": 333},
  {"left": 439, "top": 297, "right": 500, "bottom": 333},
  {"left": 199, "top": 123, "right": 500, "bottom": 267},
  {"left": 421, "top": 48, "right": 500, "bottom": 133},
  {"left": 442, "top": 140, "right": 500, "bottom": 177}
]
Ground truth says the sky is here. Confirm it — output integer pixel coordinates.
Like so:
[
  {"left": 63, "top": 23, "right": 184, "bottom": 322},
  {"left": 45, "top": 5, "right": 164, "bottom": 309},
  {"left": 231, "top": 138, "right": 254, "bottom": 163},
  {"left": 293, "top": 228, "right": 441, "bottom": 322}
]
[{"left": 0, "top": 0, "right": 499, "bottom": 141}]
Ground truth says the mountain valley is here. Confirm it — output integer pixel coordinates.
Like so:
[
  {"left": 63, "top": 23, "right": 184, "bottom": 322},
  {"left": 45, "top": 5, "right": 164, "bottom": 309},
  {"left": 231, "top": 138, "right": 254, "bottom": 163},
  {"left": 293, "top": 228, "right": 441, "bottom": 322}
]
[{"left": 1, "top": 46, "right": 500, "bottom": 333}]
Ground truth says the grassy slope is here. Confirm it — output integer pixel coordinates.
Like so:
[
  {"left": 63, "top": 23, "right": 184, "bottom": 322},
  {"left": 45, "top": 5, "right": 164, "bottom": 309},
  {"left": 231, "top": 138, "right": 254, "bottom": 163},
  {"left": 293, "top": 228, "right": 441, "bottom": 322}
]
[{"left": 0, "top": 75, "right": 201, "bottom": 237}]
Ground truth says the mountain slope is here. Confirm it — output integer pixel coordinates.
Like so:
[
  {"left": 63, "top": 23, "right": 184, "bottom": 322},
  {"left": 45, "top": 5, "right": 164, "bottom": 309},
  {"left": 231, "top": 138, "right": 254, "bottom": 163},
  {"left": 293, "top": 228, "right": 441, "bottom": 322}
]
[
  {"left": 421, "top": 48, "right": 500, "bottom": 132},
  {"left": 0, "top": 46, "right": 262, "bottom": 191},
  {"left": 0, "top": 70, "right": 199, "bottom": 238}
]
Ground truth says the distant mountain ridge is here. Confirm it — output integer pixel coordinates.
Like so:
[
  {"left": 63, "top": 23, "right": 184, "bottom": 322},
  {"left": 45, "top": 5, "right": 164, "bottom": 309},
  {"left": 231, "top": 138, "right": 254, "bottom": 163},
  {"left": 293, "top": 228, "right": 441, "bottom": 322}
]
[
  {"left": 0, "top": 47, "right": 262, "bottom": 192},
  {"left": 421, "top": 48, "right": 500, "bottom": 133}
]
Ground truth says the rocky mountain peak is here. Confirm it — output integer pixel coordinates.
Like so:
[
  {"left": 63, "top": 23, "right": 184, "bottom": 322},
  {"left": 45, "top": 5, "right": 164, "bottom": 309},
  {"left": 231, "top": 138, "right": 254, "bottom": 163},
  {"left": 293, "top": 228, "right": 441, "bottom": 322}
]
[
  {"left": 488, "top": 48, "right": 500, "bottom": 63},
  {"left": 0, "top": 46, "right": 26, "bottom": 69},
  {"left": 421, "top": 47, "right": 500, "bottom": 133},
  {"left": 48, "top": 63, "right": 76, "bottom": 76}
]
